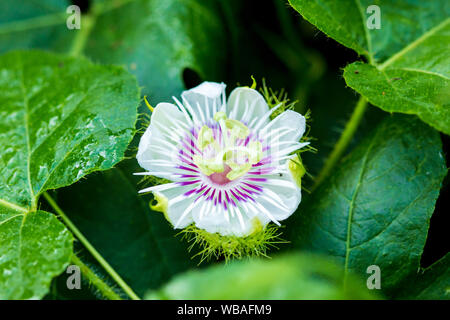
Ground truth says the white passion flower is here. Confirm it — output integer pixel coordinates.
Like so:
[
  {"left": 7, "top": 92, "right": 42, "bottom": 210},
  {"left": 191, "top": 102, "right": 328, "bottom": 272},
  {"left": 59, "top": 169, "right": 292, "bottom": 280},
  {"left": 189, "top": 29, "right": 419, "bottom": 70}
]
[{"left": 136, "top": 81, "right": 308, "bottom": 237}]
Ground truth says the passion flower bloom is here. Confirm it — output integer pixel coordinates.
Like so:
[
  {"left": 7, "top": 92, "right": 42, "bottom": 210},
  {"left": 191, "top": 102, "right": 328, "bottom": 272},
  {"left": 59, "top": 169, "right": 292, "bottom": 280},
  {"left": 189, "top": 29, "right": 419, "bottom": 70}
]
[{"left": 136, "top": 82, "right": 308, "bottom": 237}]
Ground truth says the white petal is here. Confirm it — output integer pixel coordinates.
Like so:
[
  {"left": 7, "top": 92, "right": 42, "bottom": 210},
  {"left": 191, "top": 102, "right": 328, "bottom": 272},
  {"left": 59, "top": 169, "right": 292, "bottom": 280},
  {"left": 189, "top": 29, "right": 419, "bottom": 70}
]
[
  {"left": 227, "top": 87, "right": 270, "bottom": 125},
  {"left": 181, "top": 81, "right": 226, "bottom": 122},
  {"left": 192, "top": 199, "right": 269, "bottom": 237},
  {"left": 149, "top": 102, "right": 186, "bottom": 132},
  {"left": 252, "top": 161, "right": 301, "bottom": 222},
  {"left": 263, "top": 110, "right": 306, "bottom": 144},
  {"left": 136, "top": 102, "right": 187, "bottom": 179},
  {"left": 136, "top": 125, "right": 152, "bottom": 167},
  {"left": 154, "top": 184, "right": 196, "bottom": 229}
]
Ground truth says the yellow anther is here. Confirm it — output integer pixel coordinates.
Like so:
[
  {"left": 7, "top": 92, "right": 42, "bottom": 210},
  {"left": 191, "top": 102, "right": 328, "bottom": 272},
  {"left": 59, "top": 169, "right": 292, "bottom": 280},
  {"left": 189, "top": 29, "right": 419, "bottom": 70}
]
[
  {"left": 224, "top": 149, "right": 247, "bottom": 167},
  {"left": 227, "top": 162, "right": 252, "bottom": 180},
  {"left": 193, "top": 155, "right": 224, "bottom": 175},
  {"left": 144, "top": 96, "right": 154, "bottom": 112},
  {"left": 225, "top": 119, "right": 249, "bottom": 139},
  {"left": 222, "top": 148, "right": 254, "bottom": 181},
  {"left": 213, "top": 111, "right": 227, "bottom": 122},
  {"left": 197, "top": 125, "right": 214, "bottom": 150}
]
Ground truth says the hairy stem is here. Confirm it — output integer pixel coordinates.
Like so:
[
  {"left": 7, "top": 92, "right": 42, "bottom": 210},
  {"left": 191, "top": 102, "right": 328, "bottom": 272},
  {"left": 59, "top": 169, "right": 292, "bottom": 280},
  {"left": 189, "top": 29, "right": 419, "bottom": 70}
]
[
  {"left": 71, "top": 253, "right": 123, "bottom": 300},
  {"left": 43, "top": 192, "right": 141, "bottom": 300},
  {"left": 313, "top": 96, "right": 368, "bottom": 190}
]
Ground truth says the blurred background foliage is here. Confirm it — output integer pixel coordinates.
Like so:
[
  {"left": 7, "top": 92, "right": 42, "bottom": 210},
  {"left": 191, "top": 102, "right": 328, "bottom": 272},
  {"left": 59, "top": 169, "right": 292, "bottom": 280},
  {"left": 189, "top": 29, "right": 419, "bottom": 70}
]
[{"left": 1, "top": 0, "right": 447, "bottom": 299}]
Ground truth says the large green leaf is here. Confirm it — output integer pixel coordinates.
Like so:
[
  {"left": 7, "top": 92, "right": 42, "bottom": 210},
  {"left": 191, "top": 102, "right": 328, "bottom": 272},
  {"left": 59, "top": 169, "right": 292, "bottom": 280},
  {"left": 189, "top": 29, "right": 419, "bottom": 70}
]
[
  {"left": 344, "top": 53, "right": 450, "bottom": 135},
  {"left": 146, "top": 253, "right": 378, "bottom": 299},
  {"left": 1, "top": 0, "right": 227, "bottom": 102},
  {"left": 85, "top": 0, "right": 226, "bottom": 101},
  {"left": 288, "top": 0, "right": 448, "bottom": 62},
  {"left": 49, "top": 159, "right": 195, "bottom": 297},
  {"left": 289, "top": 0, "right": 450, "bottom": 134},
  {"left": 394, "top": 253, "right": 449, "bottom": 300},
  {"left": 0, "top": 50, "right": 139, "bottom": 298},
  {"left": 0, "top": 208, "right": 73, "bottom": 299},
  {"left": 0, "top": 50, "right": 138, "bottom": 209},
  {"left": 288, "top": 115, "right": 447, "bottom": 294}
]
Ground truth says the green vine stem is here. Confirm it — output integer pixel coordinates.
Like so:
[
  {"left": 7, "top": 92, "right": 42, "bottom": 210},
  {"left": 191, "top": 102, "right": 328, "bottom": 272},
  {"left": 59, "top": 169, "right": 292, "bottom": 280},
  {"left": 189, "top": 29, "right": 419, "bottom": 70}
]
[
  {"left": 0, "top": 12, "right": 66, "bottom": 36},
  {"left": 313, "top": 96, "right": 368, "bottom": 190},
  {"left": 69, "top": 14, "right": 95, "bottom": 57},
  {"left": 71, "top": 253, "right": 123, "bottom": 300},
  {"left": 43, "top": 192, "right": 141, "bottom": 300}
]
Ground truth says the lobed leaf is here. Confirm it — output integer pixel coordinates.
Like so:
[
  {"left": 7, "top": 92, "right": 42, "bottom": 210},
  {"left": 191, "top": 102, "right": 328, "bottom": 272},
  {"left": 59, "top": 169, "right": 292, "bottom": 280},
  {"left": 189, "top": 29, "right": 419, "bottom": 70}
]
[
  {"left": 0, "top": 50, "right": 139, "bottom": 298},
  {"left": 0, "top": 50, "right": 138, "bottom": 209},
  {"left": 0, "top": 208, "right": 73, "bottom": 299},
  {"left": 289, "top": 0, "right": 450, "bottom": 134},
  {"left": 288, "top": 115, "right": 447, "bottom": 295},
  {"left": 344, "top": 34, "right": 450, "bottom": 134},
  {"left": 393, "top": 253, "right": 450, "bottom": 300}
]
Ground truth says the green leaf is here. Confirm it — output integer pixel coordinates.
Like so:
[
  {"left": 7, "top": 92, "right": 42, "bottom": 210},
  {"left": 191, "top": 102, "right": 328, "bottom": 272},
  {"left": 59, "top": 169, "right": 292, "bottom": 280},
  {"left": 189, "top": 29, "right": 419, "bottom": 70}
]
[
  {"left": 1, "top": 0, "right": 227, "bottom": 102},
  {"left": 146, "top": 253, "right": 378, "bottom": 299},
  {"left": 394, "top": 253, "right": 450, "bottom": 300},
  {"left": 288, "top": 0, "right": 371, "bottom": 59},
  {"left": 0, "top": 208, "right": 73, "bottom": 299},
  {"left": 50, "top": 160, "right": 195, "bottom": 297},
  {"left": 0, "top": 50, "right": 139, "bottom": 299},
  {"left": 84, "top": 0, "right": 226, "bottom": 101},
  {"left": 288, "top": 115, "right": 447, "bottom": 294},
  {"left": 0, "top": 50, "right": 139, "bottom": 209},
  {"left": 289, "top": 0, "right": 450, "bottom": 134},
  {"left": 288, "top": 0, "right": 448, "bottom": 62},
  {"left": 344, "top": 56, "right": 450, "bottom": 135}
]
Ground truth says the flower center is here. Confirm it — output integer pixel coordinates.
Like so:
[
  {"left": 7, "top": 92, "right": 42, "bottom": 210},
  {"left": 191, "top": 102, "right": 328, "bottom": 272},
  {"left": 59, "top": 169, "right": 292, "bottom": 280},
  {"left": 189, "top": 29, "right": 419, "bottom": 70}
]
[{"left": 192, "top": 112, "right": 263, "bottom": 181}]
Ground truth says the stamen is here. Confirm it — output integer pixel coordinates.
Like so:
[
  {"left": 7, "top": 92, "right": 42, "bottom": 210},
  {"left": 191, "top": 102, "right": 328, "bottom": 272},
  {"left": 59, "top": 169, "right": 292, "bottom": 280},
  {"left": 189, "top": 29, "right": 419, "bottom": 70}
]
[
  {"left": 213, "top": 111, "right": 227, "bottom": 122},
  {"left": 227, "top": 162, "right": 252, "bottom": 180},
  {"left": 197, "top": 125, "right": 214, "bottom": 150}
]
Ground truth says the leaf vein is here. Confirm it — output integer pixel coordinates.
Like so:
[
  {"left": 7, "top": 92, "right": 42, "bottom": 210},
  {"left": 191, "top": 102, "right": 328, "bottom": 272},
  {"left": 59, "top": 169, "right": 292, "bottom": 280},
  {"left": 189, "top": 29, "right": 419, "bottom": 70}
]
[
  {"left": 0, "top": 199, "right": 28, "bottom": 213},
  {"left": 0, "top": 213, "right": 25, "bottom": 226},
  {"left": 354, "top": 0, "right": 373, "bottom": 64},
  {"left": 380, "top": 18, "right": 450, "bottom": 70},
  {"left": 343, "top": 122, "right": 380, "bottom": 280},
  {"left": 17, "top": 54, "right": 35, "bottom": 209}
]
